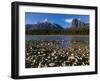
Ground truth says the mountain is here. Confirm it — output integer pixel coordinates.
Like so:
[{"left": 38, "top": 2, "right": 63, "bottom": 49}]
[
  {"left": 26, "top": 19, "right": 63, "bottom": 30},
  {"left": 71, "top": 18, "right": 89, "bottom": 28},
  {"left": 25, "top": 24, "right": 33, "bottom": 30}
]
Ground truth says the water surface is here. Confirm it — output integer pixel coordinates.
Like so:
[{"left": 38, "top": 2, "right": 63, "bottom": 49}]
[{"left": 26, "top": 35, "right": 89, "bottom": 47}]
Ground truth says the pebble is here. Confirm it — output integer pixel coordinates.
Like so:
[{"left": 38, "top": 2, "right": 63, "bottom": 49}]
[
  {"left": 25, "top": 40, "right": 89, "bottom": 68},
  {"left": 49, "top": 63, "right": 55, "bottom": 66}
]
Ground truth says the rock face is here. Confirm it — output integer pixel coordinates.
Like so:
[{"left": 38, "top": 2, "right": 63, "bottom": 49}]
[
  {"left": 26, "top": 19, "right": 63, "bottom": 30},
  {"left": 71, "top": 18, "right": 89, "bottom": 28},
  {"left": 71, "top": 19, "right": 79, "bottom": 28}
]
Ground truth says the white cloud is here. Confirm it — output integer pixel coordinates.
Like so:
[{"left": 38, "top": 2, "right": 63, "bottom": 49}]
[
  {"left": 65, "top": 18, "right": 81, "bottom": 23},
  {"left": 65, "top": 18, "right": 73, "bottom": 23},
  {"left": 78, "top": 18, "right": 81, "bottom": 21},
  {"left": 34, "top": 22, "right": 37, "bottom": 24}
]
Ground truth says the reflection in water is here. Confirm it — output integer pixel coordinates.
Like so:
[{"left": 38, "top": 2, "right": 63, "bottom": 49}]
[
  {"left": 26, "top": 35, "right": 89, "bottom": 41},
  {"left": 26, "top": 35, "right": 89, "bottom": 48}
]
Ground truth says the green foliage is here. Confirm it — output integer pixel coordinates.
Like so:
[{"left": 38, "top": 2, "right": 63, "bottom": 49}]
[{"left": 26, "top": 27, "right": 89, "bottom": 35}]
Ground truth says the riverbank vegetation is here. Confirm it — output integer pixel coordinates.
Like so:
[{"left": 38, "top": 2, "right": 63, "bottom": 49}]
[{"left": 26, "top": 27, "right": 89, "bottom": 35}]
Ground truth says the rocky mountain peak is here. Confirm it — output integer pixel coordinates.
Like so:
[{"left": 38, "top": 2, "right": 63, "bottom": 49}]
[{"left": 26, "top": 19, "right": 63, "bottom": 30}]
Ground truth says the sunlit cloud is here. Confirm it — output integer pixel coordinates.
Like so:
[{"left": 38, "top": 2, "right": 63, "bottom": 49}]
[
  {"left": 65, "top": 18, "right": 73, "bottom": 23},
  {"left": 65, "top": 18, "right": 81, "bottom": 23}
]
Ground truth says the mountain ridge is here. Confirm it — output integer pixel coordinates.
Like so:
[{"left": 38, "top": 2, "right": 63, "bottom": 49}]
[{"left": 26, "top": 19, "right": 63, "bottom": 30}]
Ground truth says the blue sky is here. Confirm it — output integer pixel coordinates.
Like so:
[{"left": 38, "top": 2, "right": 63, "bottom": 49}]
[{"left": 25, "top": 12, "right": 89, "bottom": 28}]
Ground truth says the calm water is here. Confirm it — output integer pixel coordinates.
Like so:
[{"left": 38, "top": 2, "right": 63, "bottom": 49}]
[
  {"left": 26, "top": 35, "right": 89, "bottom": 41},
  {"left": 26, "top": 35, "right": 89, "bottom": 47}
]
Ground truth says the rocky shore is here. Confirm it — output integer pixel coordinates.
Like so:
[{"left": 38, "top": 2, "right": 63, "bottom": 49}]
[{"left": 25, "top": 40, "right": 89, "bottom": 68}]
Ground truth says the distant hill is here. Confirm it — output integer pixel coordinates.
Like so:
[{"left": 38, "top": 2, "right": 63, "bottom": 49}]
[
  {"left": 26, "top": 19, "right": 63, "bottom": 30},
  {"left": 25, "top": 24, "right": 33, "bottom": 30}
]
